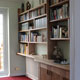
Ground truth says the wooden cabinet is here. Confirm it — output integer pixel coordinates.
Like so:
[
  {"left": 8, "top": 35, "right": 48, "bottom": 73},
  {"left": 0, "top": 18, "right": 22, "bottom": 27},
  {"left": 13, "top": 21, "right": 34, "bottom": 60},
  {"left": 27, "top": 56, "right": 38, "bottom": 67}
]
[
  {"left": 39, "top": 63, "right": 69, "bottom": 80},
  {"left": 40, "top": 64, "right": 52, "bottom": 80}
]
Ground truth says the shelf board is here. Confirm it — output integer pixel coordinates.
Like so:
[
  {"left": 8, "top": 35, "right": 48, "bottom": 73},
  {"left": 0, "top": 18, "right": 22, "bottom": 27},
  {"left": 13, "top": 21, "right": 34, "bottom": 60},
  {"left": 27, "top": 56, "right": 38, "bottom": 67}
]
[
  {"left": 50, "top": 0, "right": 69, "bottom": 8},
  {"left": 17, "top": 53, "right": 35, "bottom": 58},
  {"left": 17, "top": 53, "right": 27, "bottom": 57},
  {"left": 19, "top": 3, "right": 46, "bottom": 16},
  {"left": 19, "top": 14, "right": 47, "bottom": 24},
  {"left": 35, "top": 14, "right": 47, "bottom": 19},
  {"left": 19, "top": 30, "right": 29, "bottom": 32},
  {"left": 30, "top": 27, "right": 47, "bottom": 31},
  {"left": 50, "top": 38, "right": 70, "bottom": 41},
  {"left": 50, "top": 17, "right": 69, "bottom": 23},
  {"left": 29, "top": 42, "right": 47, "bottom": 44},
  {"left": 19, "top": 18, "right": 34, "bottom": 24},
  {"left": 20, "top": 41, "right": 29, "bottom": 43}
]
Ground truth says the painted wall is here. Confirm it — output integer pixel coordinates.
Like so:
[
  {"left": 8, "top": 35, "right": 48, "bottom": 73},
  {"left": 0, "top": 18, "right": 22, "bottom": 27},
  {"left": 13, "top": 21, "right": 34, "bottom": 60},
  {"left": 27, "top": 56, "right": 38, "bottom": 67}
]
[
  {"left": 0, "top": 0, "right": 26, "bottom": 76},
  {"left": 71, "top": 0, "right": 80, "bottom": 80}
]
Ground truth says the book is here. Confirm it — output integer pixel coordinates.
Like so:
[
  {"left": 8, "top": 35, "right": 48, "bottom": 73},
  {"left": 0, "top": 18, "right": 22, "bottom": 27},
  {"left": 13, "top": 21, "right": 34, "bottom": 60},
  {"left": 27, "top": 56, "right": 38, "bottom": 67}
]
[{"left": 20, "top": 44, "right": 29, "bottom": 54}]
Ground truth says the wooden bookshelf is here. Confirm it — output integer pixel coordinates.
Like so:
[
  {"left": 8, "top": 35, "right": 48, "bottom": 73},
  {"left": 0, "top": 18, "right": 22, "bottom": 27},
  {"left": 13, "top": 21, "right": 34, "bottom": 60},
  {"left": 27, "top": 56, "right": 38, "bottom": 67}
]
[
  {"left": 47, "top": 0, "right": 70, "bottom": 60},
  {"left": 17, "top": 2, "right": 48, "bottom": 56},
  {"left": 50, "top": 0, "right": 69, "bottom": 8}
]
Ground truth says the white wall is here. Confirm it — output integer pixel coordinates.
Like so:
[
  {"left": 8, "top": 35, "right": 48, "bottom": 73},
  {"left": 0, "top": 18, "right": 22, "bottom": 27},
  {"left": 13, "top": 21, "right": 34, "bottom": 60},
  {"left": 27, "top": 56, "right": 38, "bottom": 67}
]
[{"left": 0, "top": 0, "right": 26, "bottom": 76}]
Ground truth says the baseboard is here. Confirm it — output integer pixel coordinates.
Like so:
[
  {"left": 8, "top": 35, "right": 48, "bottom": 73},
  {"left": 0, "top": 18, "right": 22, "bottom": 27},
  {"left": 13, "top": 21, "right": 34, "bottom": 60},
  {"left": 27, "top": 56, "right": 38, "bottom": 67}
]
[
  {"left": 9, "top": 73, "right": 26, "bottom": 77},
  {"left": 26, "top": 73, "right": 38, "bottom": 80}
]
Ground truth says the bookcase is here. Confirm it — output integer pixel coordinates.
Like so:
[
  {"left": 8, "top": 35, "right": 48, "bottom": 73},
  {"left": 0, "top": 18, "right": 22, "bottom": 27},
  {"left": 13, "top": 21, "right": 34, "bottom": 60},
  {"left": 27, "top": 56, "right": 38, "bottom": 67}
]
[
  {"left": 47, "top": 0, "right": 70, "bottom": 62},
  {"left": 17, "top": 3, "right": 47, "bottom": 57},
  {"left": 17, "top": 0, "right": 70, "bottom": 63}
]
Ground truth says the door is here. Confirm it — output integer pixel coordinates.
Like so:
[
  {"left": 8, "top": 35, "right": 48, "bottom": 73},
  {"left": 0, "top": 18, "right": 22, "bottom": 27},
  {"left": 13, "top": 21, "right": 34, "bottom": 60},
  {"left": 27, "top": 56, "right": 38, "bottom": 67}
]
[{"left": 0, "top": 8, "right": 8, "bottom": 77}]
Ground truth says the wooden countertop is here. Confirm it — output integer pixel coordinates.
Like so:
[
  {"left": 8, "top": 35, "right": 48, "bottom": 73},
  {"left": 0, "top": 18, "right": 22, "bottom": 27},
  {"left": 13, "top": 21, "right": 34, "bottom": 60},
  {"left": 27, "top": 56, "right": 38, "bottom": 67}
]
[
  {"left": 34, "top": 56, "right": 70, "bottom": 71},
  {"left": 17, "top": 53, "right": 70, "bottom": 71}
]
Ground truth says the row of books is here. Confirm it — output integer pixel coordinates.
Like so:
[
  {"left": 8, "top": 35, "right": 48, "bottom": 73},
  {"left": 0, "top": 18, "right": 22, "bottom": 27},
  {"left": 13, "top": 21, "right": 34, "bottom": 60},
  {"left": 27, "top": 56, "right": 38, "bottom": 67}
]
[
  {"left": 35, "top": 17, "right": 47, "bottom": 28},
  {"left": 20, "top": 13, "right": 29, "bottom": 22},
  {"left": 50, "top": 0, "right": 65, "bottom": 5},
  {"left": 20, "top": 33, "right": 29, "bottom": 42},
  {"left": 21, "top": 22, "right": 29, "bottom": 30},
  {"left": 20, "top": 44, "right": 29, "bottom": 54},
  {"left": 29, "top": 6, "right": 46, "bottom": 19},
  {"left": 50, "top": 4, "right": 69, "bottom": 20},
  {"left": 31, "top": 32, "right": 46, "bottom": 42},
  {"left": 21, "top": 22, "right": 33, "bottom": 30},
  {"left": 19, "top": 6, "right": 46, "bottom": 22},
  {"left": 51, "top": 25, "right": 68, "bottom": 38}
]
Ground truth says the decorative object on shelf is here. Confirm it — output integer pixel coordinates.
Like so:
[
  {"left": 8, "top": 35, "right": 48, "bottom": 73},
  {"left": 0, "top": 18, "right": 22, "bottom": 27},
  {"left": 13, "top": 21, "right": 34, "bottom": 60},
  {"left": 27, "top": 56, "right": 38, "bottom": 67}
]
[
  {"left": 26, "top": 1, "right": 31, "bottom": 10},
  {"left": 21, "top": 3, "right": 24, "bottom": 12},
  {"left": 61, "top": 27, "right": 68, "bottom": 38},
  {"left": 52, "top": 46, "right": 64, "bottom": 63},
  {"left": 42, "top": 0, "right": 44, "bottom": 3}
]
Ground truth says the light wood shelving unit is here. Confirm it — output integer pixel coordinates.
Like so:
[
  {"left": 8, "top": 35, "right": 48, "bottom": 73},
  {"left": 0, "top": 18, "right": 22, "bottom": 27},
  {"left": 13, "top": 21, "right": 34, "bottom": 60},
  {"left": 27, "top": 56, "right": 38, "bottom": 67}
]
[
  {"left": 17, "top": 0, "right": 70, "bottom": 60},
  {"left": 17, "top": 2, "right": 48, "bottom": 57},
  {"left": 47, "top": 0, "right": 70, "bottom": 60}
]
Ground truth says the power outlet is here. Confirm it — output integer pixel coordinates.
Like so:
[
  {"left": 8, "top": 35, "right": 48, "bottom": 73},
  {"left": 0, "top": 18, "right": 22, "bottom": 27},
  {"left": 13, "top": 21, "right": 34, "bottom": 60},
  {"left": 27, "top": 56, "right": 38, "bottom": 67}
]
[{"left": 15, "top": 67, "right": 20, "bottom": 71}]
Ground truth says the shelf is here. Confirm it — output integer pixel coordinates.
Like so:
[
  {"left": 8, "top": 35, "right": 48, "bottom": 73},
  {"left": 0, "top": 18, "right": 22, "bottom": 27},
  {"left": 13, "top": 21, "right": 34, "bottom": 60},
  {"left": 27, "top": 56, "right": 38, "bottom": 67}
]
[
  {"left": 29, "top": 42, "right": 47, "bottom": 44},
  {"left": 20, "top": 41, "right": 29, "bottom": 43},
  {"left": 17, "top": 53, "right": 27, "bottom": 57},
  {"left": 19, "top": 18, "right": 34, "bottom": 24},
  {"left": 19, "top": 3, "right": 46, "bottom": 16},
  {"left": 30, "top": 27, "right": 47, "bottom": 31},
  {"left": 34, "top": 14, "right": 47, "bottom": 19},
  {"left": 17, "top": 53, "right": 35, "bottom": 58},
  {"left": 50, "top": 0, "right": 69, "bottom": 8},
  {"left": 19, "top": 30, "right": 29, "bottom": 32},
  {"left": 50, "top": 38, "right": 70, "bottom": 41},
  {"left": 19, "top": 14, "right": 47, "bottom": 24},
  {"left": 50, "top": 17, "right": 69, "bottom": 23}
]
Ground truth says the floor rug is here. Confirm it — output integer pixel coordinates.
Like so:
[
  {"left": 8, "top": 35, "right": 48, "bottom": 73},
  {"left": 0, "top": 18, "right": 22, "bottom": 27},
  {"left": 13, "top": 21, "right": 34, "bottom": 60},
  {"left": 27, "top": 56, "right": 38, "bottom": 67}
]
[{"left": 0, "top": 76, "right": 32, "bottom": 80}]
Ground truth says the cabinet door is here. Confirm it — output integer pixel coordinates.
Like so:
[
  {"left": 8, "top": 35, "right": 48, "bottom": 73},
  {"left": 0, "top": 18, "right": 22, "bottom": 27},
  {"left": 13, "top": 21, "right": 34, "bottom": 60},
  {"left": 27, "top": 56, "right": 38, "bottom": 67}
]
[
  {"left": 40, "top": 67, "right": 52, "bottom": 80},
  {"left": 40, "top": 67, "right": 47, "bottom": 80},
  {"left": 40, "top": 64, "right": 52, "bottom": 80},
  {"left": 52, "top": 72, "right": 63, "bottom": 80},
  {"left": 51, "top": 66, "right": 69, "bottom": 80}
]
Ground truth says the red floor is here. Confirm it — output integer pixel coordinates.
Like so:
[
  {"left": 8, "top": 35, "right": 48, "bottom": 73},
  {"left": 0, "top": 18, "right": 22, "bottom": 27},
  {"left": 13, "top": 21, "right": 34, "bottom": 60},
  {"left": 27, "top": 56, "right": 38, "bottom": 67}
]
[{"left": 0, "top": 76, "right": 32, "bottom": 80}]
